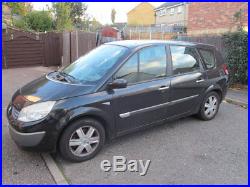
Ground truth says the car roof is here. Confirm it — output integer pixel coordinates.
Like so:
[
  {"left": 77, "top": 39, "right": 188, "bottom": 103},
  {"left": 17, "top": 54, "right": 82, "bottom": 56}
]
[{"left": 106, "top": 40, "right": 215, "bottom": 49}]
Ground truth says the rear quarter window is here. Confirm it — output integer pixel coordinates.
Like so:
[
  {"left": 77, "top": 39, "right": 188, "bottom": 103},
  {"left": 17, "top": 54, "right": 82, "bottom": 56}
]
[{"left": 198, "top": 49, "right": 216, "bottom": 69}]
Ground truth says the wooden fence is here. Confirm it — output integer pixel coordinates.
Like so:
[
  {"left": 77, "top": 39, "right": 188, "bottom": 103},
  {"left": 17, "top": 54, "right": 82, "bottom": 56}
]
[
  {"left": 176, "top": 35, "right": 226, "bottom": 57},
  {"left": 126, "top": 32, "right": 227, "bottom": 58},
  {"left": 5, "top": 28, "right": 226, "bottom": 69},
  {"left": 62, "top": 31, "right": 120, "bottom": 66},
  {"left": 2, "top": 28, "right": 62, "bottom": 68},
  {"left": 62, "top": 31, "right": 96, "bottom": 66},
  {"left": 2, "top": 28, "right": 99, "bottom": 69},
  {"left": 43, "top": 32, "right": 63, "bottom": 67},
  {"left": 2, "top": 28, "right": 119, "bottom": 68}
]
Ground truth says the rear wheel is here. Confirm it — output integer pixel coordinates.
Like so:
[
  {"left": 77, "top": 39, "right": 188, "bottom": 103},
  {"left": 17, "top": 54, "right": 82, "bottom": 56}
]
[
  {"left": 198, "top": 91, "right": 220, "bottom": 121},
  {"left": 59, "top": 118, "right": 105, "bottom": 162}
]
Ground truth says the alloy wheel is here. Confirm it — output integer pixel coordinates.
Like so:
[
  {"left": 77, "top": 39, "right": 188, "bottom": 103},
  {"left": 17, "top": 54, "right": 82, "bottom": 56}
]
[
  {"left": 204, "top": 95, "right": 218, "bottom": 118},
  {"left": 69, "top": 126, "right": 100, "bottom": 157}
]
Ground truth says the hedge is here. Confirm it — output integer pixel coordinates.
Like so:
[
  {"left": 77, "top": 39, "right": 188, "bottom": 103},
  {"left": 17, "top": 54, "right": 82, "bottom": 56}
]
[{"left": 222, "top": 31, "right": 248, "bottom": 85}]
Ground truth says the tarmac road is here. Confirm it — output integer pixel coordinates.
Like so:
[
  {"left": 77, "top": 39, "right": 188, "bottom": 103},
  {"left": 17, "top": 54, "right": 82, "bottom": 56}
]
[{"left": 55, "top": 102, "right": 247, "bottom": 184}]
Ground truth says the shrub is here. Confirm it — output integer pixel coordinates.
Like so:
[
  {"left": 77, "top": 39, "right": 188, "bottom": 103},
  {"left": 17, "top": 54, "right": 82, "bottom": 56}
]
[
  {"left": 25, "top": 11, "right": 53, "bottom": 32},
  {"left": 13, "top": 19, "right": 28, "bottom": 30},
  {"left": 223, "top": 31, "right": 248, "bottom": 85}
]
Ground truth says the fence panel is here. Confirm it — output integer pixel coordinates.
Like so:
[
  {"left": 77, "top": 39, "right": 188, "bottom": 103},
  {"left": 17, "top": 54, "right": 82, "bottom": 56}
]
[
  {"left": 176, "top": 35, "right": 226, "bottom": 57},
  {"left": 68, "top": 31, "right": 98, "bottom": 64},
  {"left": 3, "top": 29, "right": 112, "bottom": 68},
  {"left": 70, "top": 31, "right": 77, "bottom": 63},
  {"left": 78, "top": 31, "right": 96, "bottom": 58},
  {"left": 44, "top": 32, "right": 62, "bottom": 67},
  {"left": 2, "top": 33, "right": 7, "bottom": 69},
  {"left": 69, "top": 31, "right": 96, "bottom": 63},
  {"left": 3, "top": 29, "right": 44, "bottom": 68},
  {"left": 2, "top": 29, "right": 63, "bottom": 68},
  {"left": 62, "top": 32, "right": 71, "bottom": 67}
]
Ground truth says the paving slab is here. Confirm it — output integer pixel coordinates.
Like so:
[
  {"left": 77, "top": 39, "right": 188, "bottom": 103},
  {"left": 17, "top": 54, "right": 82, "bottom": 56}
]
[{"left": 226, "top": 88, "right": 248, "bottom": 105}]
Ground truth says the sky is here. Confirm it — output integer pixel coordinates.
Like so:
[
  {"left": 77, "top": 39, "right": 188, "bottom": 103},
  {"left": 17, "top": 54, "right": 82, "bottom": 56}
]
[{"left": 32, "top": 2, "right": 163, "bottom": 25}]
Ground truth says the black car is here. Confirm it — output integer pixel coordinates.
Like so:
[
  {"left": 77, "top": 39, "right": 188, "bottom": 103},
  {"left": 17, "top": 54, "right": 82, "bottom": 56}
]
[{"left": 7, "top": 40, "right": 229, "bottom": 162}]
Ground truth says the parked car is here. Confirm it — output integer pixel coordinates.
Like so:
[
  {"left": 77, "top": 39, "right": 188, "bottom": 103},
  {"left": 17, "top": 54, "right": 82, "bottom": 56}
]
[{"left": 7, "top": 40, "right": 229, "bottom": 162}]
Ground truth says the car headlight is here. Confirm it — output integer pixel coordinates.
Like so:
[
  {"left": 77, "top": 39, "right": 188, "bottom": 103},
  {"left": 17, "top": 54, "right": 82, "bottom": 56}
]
[{"left": 18, "top": 101, "right": 56, "bottom": 122}]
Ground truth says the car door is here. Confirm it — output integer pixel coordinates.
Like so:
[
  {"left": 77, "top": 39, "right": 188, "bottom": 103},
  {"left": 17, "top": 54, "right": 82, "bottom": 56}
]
[
  {"left": 167, "top": 45, "right": 207, "bottom": 118},
  {"left": 111, "top": 45, "right": 171, "bottom": 135}
]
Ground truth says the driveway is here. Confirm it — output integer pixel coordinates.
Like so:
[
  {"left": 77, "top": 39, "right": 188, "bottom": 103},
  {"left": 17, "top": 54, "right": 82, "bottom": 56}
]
[
  {"left": 55, "top": 102, "right": 247, "bottom": 184},
  {"left": 2, "top": 66, "right": 248, "bottom": 184},
  {"left": 2, "top": 67, "right": 56, "bottom": 184}
]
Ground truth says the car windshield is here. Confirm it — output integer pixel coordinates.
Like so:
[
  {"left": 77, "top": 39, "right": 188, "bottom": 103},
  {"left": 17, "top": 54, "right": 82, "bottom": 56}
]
[{"left": 62, "top": 44, "right": 128, "bottom": 84}]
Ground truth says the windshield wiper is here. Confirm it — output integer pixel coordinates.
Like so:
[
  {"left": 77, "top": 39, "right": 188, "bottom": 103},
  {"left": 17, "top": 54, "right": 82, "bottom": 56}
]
[
  {"left": 57, "top": 71, "right": 80, "bottom": 83},
  {"left": 59, "top": 71, "right": 76, "bottom": 80}
]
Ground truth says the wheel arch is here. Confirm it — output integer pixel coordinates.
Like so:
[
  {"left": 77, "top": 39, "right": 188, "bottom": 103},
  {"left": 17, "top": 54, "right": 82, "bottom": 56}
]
[
  {"left": 194, "top": 85, "right": 223, "bottom": 114},
  {"left": 205, "top": 84, "right": 223, "bottom": 102},
  {"left": 56, "top": 107, "right": 115, "bottom": 151}
]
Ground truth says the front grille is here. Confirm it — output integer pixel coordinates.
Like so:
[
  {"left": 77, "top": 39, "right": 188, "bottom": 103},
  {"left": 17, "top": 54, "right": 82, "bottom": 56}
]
[{"left": 11, "top": 106, "right": 20, "bottom": 120}]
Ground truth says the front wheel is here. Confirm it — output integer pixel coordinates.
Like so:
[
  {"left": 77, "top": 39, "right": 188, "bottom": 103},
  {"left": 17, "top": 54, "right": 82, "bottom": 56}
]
[
  {"left": 198, "top": 91, "right": 220, "bottom": 121},
  {"left": 59, "top": 118, "right": 105, "bottom": 162}
]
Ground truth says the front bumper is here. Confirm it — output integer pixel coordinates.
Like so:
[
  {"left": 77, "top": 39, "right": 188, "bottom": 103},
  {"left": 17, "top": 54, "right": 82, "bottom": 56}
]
[
  {"left": 8, "top": 123, "right": 45, "bottom": 147},
  {"left": 6, "top": 103, "right": 68, "bottom": 152}
]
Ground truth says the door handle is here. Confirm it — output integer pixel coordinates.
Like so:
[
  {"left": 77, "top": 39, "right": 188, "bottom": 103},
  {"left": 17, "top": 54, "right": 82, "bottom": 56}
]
[
  {"left": 158, "top": 86, "right": 169, "bottom": 91},
  {"left": 196, "top": 79, "right": 205, "bottom": 83}
]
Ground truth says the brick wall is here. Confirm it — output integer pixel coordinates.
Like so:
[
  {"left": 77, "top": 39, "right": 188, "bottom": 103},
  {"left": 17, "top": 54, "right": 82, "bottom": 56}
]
[{"left": 187, "top": 2, "right": 248, "bottom": 35}]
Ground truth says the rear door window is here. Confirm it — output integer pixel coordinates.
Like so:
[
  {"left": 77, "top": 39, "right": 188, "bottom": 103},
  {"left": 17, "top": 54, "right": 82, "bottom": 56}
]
[{"left": 199, "top": 49, "right": 216, "bottom": 69}]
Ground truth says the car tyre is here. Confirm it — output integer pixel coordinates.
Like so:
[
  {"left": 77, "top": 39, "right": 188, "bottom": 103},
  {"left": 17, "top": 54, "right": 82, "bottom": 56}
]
[
  {"left": 198, "top": 91, "right": 220, "bottom": 121},
  {"left": 59, "top": 118, "right": 105, "bottom": 162}
]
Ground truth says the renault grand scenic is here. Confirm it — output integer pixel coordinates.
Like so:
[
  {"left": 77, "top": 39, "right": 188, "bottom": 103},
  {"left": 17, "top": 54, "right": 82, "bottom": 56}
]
[{"left": 7, "top": 40, "right": 229, "bottom": 162}]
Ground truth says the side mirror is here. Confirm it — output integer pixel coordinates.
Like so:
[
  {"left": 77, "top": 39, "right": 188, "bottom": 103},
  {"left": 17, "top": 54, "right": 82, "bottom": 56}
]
[{"left": 108, "top": 79, "right": 127, "bottom": 89}]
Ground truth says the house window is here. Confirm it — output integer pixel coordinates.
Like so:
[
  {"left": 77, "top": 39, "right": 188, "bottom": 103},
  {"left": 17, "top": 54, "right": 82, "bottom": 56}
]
[
  {"left": 161, "top": 9, "right": 166, "bottom": 16},
  {"left": 177, "top": 6, "right": 182, "bottom": 13},
  {"left": 158, "top": 9, "right": 166, "bottom": 16},
  {"left": 170, "top": 8, "right": 175, "bottom": 15}
]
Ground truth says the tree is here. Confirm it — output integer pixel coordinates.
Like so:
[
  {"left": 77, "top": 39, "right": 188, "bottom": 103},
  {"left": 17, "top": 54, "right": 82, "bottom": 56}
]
[
  {"left": 81, "top": 16, "right": 91, "bottom": 31},
  {"left": 68, "top": 3, "right": 88, "bottom": 28},
  {"left": 88, "top": 17, "right": 102, "bottom": 32},
  {"left": 111, "top": 8, "right": 116, "bottom": 24},
  {"left": 25, "top": 11, "right": 53, "bottom": 32},
  {"left": 3, "top": 3, "right": 31, "bottom": 25},
  {"left": 234, "top": 9, "right": 244, "bottom": 31},
  {"left": 52, "top": 3, "right": 72, "bottom": 31}
]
